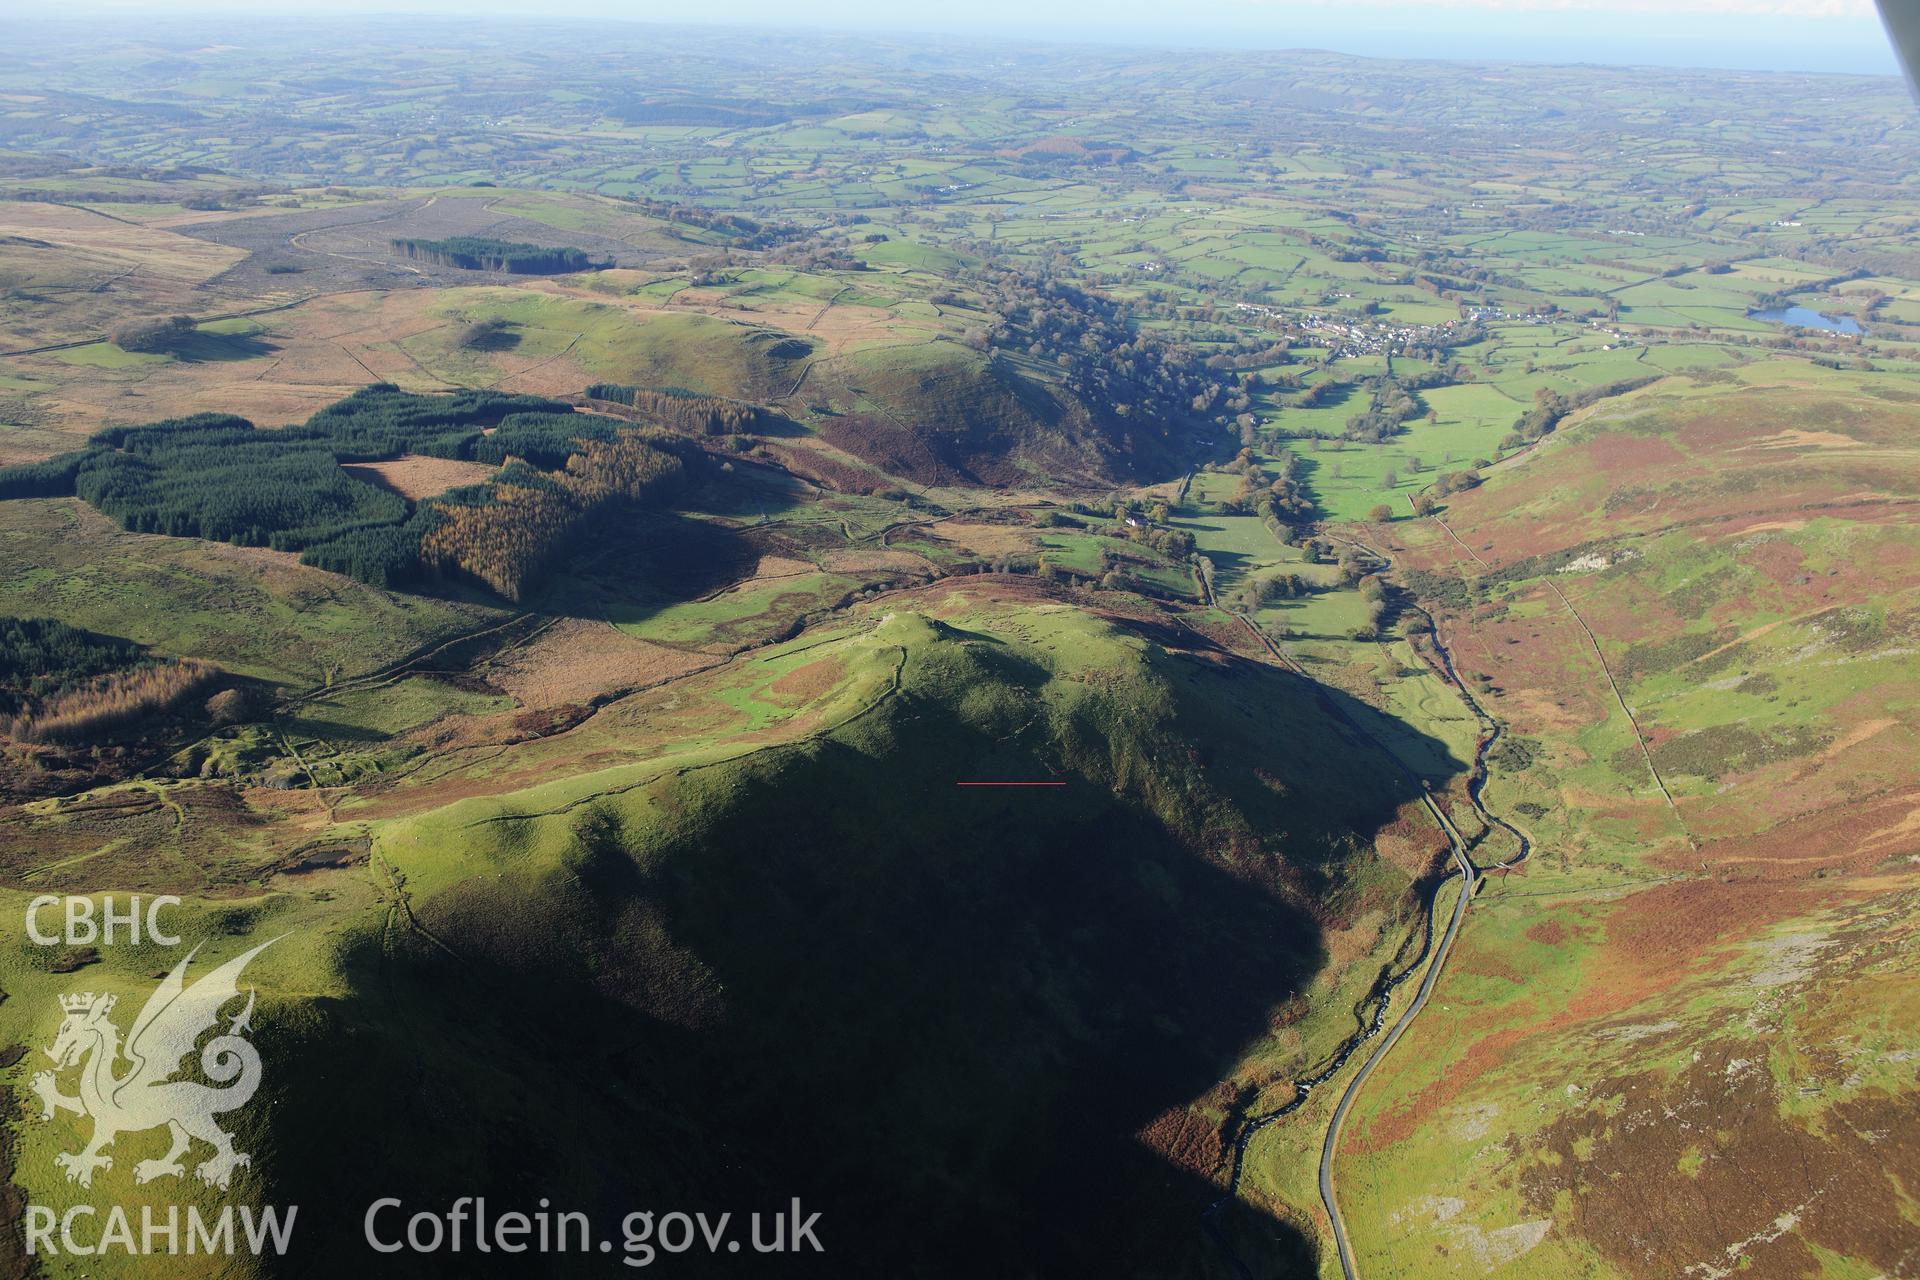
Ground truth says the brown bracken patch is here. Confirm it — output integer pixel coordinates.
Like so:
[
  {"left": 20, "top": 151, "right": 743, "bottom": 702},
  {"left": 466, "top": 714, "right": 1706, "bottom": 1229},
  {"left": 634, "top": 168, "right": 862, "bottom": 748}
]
[
  {"left": 1348, "top": 1023, "right": 1536, "bottom": 1151},
  {"left": 1521, "top": 1040, "right": 1920, "bottom": 1279},
  {"left": 341, "top": 454, "right": 499, "bottom": 500},
  {"left": 1137, "top": 1104, "right": 1227, "bottom": 1182},
  {"left": 767, "top": 657, "right": 846, "bottom": 705},
  {"left": 1525, "top": 920, "right": 1569, "bottom": 946}
]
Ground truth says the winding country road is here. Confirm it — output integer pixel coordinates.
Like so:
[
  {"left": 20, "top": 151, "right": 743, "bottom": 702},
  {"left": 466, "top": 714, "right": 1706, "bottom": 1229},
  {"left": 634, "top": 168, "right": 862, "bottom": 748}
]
[
  {"left": 1193, "top": 584, "right": 1484, "bottom": 1280},
  {"left": 1320, "top": 795, "right": 1476, "bottom": 1280},
  {"left": 1198, "top": 521, "right": 1532, "bottom": 1280}
]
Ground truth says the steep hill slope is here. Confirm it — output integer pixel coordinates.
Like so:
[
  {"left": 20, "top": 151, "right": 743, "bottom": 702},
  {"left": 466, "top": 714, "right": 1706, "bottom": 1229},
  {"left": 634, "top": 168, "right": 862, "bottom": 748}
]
[
  {"left": 1334, "top": 362, "right": 1920, "bottom": 1279},
  {"left": 809, "top": 340, "right": 1188, "bottom": 487},
  {"left": 0, "top": 599, "right": 1446, "bottom": 1278}
]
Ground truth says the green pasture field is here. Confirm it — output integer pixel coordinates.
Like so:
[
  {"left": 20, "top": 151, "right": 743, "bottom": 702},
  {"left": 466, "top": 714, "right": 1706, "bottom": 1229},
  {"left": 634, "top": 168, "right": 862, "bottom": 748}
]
[{"left": 0, "top": 499, "right": 499, "bottom": 690}]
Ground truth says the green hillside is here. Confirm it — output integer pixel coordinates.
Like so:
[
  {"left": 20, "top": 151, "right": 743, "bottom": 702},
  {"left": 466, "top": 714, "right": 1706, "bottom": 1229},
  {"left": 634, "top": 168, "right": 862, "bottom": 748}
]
[
  {"left": 1, "top": 603, "right": 1437, "bottom": 1277},
  {"left": 811, "top": 340, "right": 1182, "bottom": 487},
  {"left": 592, "top": 313, "right": 814, "bottom": 402}
]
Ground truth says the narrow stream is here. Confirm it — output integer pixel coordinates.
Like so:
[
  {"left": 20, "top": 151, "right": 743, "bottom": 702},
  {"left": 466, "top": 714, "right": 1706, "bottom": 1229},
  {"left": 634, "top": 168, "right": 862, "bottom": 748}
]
[{"left": 1202, "top": 532, "right": 1531, "bottom": 1276}]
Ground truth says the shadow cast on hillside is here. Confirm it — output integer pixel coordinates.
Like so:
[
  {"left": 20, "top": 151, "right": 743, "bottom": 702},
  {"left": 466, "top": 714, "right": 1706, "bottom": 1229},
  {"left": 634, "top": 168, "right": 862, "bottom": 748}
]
[
  {"left": 256, "top": 644, "right": 1458, "bottom": 1279},
  {"left": 535, "top": 509, "right": 763, "bottom": 628},
  {"left": 171, "top": 330, "right": 280, "bottom": 362}
]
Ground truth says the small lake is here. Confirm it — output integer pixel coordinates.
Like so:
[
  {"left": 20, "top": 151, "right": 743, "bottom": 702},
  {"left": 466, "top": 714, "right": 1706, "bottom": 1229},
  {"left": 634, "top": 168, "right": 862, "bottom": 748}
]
[{"left": 1748, "top": 305, "right": 1864, "bottom": 334}]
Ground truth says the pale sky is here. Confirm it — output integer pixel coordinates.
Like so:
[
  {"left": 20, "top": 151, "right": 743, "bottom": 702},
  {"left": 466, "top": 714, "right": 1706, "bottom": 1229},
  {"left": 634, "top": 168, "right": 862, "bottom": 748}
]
[{"left": 41, "top": 0, "right": 1901, "bottom": 74}]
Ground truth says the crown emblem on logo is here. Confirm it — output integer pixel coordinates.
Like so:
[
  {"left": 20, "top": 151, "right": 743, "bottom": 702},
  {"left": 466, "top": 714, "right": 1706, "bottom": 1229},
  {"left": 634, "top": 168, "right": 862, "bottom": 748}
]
[{"left": 34, "top": 939, "right": 278, "bottom": 1191}]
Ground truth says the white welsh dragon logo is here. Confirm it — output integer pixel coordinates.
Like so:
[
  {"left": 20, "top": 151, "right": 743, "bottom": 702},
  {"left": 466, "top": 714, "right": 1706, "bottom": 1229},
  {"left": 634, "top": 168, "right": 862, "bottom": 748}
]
[{"left": 30, "top": 938, "right": 278, "bottom": 1190}]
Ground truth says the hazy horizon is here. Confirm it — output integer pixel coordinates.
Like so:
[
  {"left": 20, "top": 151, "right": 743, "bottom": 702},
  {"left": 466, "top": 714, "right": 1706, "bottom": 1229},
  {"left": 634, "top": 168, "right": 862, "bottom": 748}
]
[{"left": 20, "top": 2, "right": 1902, "bottom": 77}]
